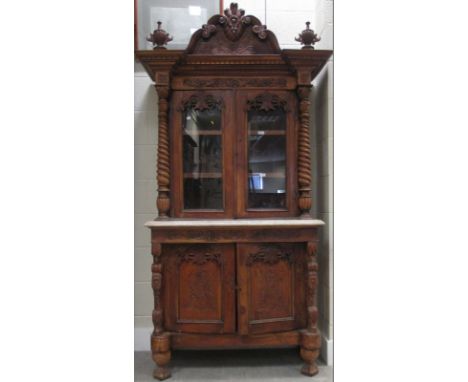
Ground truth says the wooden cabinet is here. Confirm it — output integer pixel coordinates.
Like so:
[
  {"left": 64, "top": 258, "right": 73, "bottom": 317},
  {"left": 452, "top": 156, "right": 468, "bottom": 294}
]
[{"left": 136, "top": 2, "right": 332, "bottom": 380}]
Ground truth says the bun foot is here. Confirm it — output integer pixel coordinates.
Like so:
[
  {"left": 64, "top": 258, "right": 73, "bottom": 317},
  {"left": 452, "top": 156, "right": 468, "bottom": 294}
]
[
  {"left": 152, "top": 334, "right": 171, "bottom": 380},
  {"left": 301, "top": 362, "right": 319, "bottom": 377},
  {"left": 153, "top": 367, "right": 171, "bottom": 380}
]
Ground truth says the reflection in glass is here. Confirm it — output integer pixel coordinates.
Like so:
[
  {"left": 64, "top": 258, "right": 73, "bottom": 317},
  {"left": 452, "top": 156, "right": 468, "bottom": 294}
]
[
  {"left": 137, "top": 0, "right": 219, "bottom": 50},
  {"left": 183, "top": 108, "right": 223, "bottom": 210},
  {"left": 248, "top": 110, "right": 286, "bottom": 209}
]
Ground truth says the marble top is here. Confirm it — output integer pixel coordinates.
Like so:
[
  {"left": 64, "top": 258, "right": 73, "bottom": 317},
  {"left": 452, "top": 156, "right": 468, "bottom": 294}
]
[{"left": 145, "top": 218, "right": 325, "bottom": 228}]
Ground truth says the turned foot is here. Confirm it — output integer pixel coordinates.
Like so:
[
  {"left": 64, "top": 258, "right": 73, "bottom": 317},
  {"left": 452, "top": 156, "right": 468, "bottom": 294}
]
[
  {"left": 151, "top": 334, "right": 171, "bottom": 380},
  {"left": 299, "top": 331, "right": 321, "bottom": 377}
]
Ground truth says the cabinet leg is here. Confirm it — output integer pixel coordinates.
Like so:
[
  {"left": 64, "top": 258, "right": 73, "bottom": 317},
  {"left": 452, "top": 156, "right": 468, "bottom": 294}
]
[
  {"left": 151, "top": 333, "right": 171, "bottom": 380},
  {"left": 299, "top": 330, "right": 321, "bottom": 377}
]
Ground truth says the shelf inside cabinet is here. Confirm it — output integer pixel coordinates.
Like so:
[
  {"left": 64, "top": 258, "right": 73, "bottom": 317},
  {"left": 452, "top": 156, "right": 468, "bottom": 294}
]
[
  {"left": 248, "top": 172, "right": 285, "bottom": 178},
  {"left": 184, "top": 172, "right": 222, "bottom": 179},
  {"left": 184, "top": 130, "right": 222, "bottom": 136},
  {"left": 249, "top": 130, "right": 285, "bottom": 136}
]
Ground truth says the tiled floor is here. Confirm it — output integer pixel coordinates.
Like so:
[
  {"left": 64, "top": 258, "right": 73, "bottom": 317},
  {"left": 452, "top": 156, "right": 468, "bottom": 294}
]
[{"left": 135, "top": 349, "right": 332, "bottom": 381}]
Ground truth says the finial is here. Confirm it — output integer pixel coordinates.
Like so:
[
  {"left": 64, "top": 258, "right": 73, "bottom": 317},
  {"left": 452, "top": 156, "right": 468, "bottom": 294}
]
[
  {"left": 295, "top": 21, "right": 320, "bottom": 49},
  {"left": 147, "top": 21, "right": 173, "bottom": 49}
]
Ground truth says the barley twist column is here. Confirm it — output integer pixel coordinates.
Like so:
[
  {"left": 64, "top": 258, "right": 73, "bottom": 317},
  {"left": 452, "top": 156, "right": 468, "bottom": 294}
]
[
  {"left": 155, "top": 85, "right": 170, "bottom": 218},
  {"left": 297, "top": 85, "right": 313, "bottom": 218}
]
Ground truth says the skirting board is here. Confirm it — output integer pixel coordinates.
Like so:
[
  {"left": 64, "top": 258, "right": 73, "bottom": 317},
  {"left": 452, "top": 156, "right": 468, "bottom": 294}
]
[{"left": 134, "top": 327, "right": 334, "bottom": 366}]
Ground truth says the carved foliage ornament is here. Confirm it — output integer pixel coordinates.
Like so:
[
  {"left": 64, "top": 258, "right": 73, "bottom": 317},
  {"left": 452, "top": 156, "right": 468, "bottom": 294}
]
[
  {"left": 247, "top": 93, "right": 288, "bottom": 112},
  {"left": 247, "top": 245, "right": 295, "bottom": 266},
  {"left": 201, "top": 2, "right": 268, "bottom": 42},
  {"left": 180, "top": 94, "right": 223, "bottom": 111},
  {"left": 183, "top": 78, "right": 287, "bottom": 89},
  {"left": 177, "top": 251, "right": 222, "bottom": 266}
]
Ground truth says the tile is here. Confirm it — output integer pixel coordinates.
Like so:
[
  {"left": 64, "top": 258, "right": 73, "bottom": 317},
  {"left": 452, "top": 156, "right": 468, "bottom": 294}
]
[
  {"left": 134, "top": 76, "right": 157, "bottom": 112},
  {"left": 318, "top": 174, "right": 333, "bottom": 214},
  {"left": 134, "top": 111, "right": 158, "bottom": 145},
  {"left": 135, "top": 144, "right": 157, "bottom": 181},
  {"left": 267, "top": 0, "right": 316, "bottom": 12},
  {"left": 135, "top": 213, "right": 155, "bottom": 247},
  {"left": 134, "top": 61, "right": 148, "bottom": 77},
  {"left": 134, "top": 315, "right": 152, "bottom": 328},
  {"left": 317, "top": 140, "right": 329, "bottom": 176},
  {"left": 267, "top": 10, "right": 315, "bottom": 45},
  {"left": 240, "top": 0, "right": 266, "bottom": 23},
  {"left": 135, "top": 246, "right": 152, "bottom": 283},
  {"left": 135, "top": 282, "right": 153, "bottom": 316},
  {"left": 135, "top": 180, "right": 157, "bottom": 214},
  {"left": 315, "top": 22, "right": 333, "bottom": 50}
]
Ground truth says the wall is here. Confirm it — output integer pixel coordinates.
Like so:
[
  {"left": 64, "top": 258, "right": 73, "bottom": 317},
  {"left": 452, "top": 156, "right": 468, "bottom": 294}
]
[{"left": 134, "top": 0, "right": 334, "bottom": 364}]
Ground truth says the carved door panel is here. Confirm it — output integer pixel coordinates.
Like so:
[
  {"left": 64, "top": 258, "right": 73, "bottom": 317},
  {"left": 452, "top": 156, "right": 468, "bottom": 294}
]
[
  {"left": 163, "top": 244, "right": 235, "bottom": 334},
  {"left": 237, "top": 243, "right": 307, "bottom": 335}
]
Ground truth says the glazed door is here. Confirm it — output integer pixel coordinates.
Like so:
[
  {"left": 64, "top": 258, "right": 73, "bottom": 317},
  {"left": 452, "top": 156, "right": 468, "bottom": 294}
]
[
  {"left": 163, "top": 244, "right": 236, "bottom": 334},
  {"left": 171, "top": 91, "right": 235, "bottom": 218},
  {"left": 235, "top": 91, "right": 298, "bottom": 218},
  {"left": 236, "top": 243, "right": 307, "bottom": 335}
]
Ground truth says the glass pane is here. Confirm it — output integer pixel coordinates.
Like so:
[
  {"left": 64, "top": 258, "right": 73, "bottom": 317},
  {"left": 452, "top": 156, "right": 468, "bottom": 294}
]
[
  {"left": 248, "top": 110, "right": 287, "bottom": 209},
  {"left": 183, "top": 108, "right": 223, "bottom": 210},
  {"left": 137, "top": 0, "right": 219, "bottom": 50}
]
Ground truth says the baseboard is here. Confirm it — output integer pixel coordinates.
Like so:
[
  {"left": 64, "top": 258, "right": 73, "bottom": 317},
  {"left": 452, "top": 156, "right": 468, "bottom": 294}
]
[
  {"left": 135, "top": 327, "right": 152, "bottom": 351},
  {"left": 135, "top": 327, "right": 333, "bottom": 366},
  {"left": 320, "top": 333, "right": 333, "bottom": 366}
]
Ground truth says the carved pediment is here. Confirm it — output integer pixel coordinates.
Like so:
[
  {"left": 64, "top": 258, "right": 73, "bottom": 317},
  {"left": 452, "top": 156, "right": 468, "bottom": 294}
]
[{"left": 186, "top": 2, "right": 281, "bottom": 55}]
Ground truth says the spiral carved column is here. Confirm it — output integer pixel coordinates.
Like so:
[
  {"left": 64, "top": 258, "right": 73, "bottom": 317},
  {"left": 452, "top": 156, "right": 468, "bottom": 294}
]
[
  {"left": 300, "top": 241, "right": 321, "bottom": 376},
  {"left": 155, "top": 85, "right": 171, "bottom": 218},
  {"left": 297, "top": 85, "right": 313, "bottom": 218},
  {"left": 151, "top": 243, "right": 171, "bottom": 380}
]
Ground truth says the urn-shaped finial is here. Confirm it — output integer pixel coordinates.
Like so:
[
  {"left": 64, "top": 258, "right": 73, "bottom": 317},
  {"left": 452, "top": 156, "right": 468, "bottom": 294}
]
[
  {"left": 147, "top": 21, "right": 173, "bottom": 49},
  {"left": 295, "top": 21, "right": 320, "bottom": 49}
]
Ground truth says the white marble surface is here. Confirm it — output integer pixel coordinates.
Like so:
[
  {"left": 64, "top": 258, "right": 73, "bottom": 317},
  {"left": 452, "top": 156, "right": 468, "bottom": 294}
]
[{"left": 145, "top": 218, "right": 325, "bottom": 228}]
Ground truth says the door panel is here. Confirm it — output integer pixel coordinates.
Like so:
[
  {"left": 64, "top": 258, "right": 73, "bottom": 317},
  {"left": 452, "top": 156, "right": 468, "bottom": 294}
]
[
  {"left": 237, "top": 243, "right": 307, "bottom": 335},
  {"left": 235, "top": 90, "right": 298, "bottom": 218},
  {"left": 171, "top": 91, "right": 235, "bottom": 218},
  {"left": 163, "top": 244, "right": 235, "bottom": 334}
]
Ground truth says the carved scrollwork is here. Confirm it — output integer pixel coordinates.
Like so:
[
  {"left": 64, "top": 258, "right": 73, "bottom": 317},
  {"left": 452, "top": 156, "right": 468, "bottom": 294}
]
[
  {"left": 186, "top": 2, "right": 281, "bottom": 54},
  {"left": 176, "top": 246, "right": 223, "bottom": 266},
  {"left": 247, "top": 245, "right": 295, "bottom": 266},
  {"left": 179, "top": 94, "right": 223, "bottom": 111},
  {"left": 183, "top": 78, "right": 287, "bottom": 89},
  {"left": 247, "top": 93, "right": 288, "bottom": 112},
  {"left": 151, "top": 244, "right": 164, "bottom": 335}
]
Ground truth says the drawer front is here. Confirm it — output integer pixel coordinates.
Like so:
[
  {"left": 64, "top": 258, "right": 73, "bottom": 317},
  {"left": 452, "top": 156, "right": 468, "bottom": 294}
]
[
  {"left": 163, "top": 244, "right": 235, "bottom": 334},
  {"left": 237, "top": 243, "right": 307, "bottom": 335}
]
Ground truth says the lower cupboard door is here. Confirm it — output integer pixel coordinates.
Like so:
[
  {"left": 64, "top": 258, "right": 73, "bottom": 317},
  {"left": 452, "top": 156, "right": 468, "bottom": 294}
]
[
  {"left": 163, "top": 244, "right": 235, "bottom": 334},
  {"left": 237, "top": 243, "right": 307, "bottom": 335}
]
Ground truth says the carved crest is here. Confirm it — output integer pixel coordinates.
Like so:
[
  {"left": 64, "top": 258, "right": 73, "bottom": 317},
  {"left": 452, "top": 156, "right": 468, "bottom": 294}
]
[
  {"left": 220, "top": 3, "right": 249, "bottom": 41},
  {"left": 247, "top": 245, "right": 295, "bottom": 266},
  {"left": 186, "top": 2, "right": 280, "bottom": 54},
  {"left": 180, "top": 94, "right": 223, "bottom": 111},
  {"left": 247, "top": 93, "right": 288, "bottom": 111}
]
